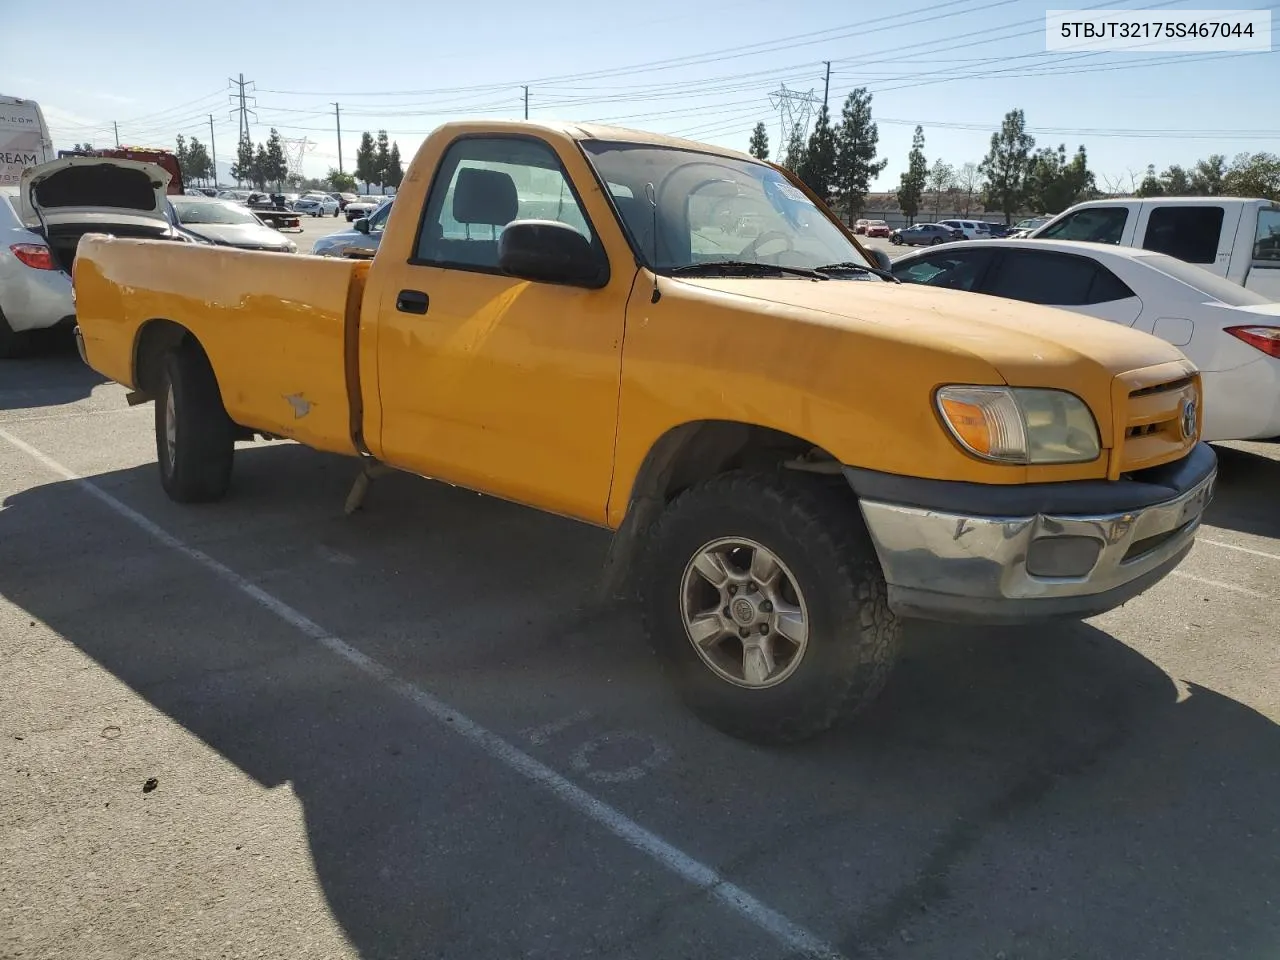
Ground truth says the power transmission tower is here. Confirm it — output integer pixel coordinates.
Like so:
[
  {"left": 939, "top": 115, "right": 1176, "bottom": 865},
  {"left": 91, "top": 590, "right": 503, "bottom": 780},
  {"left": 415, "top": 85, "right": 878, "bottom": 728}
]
[
  {"left": 227, "top": 73, "right": 258, "bottom": 183},
  {"left": 768, "top": 83, "right": 820, "bottom": 161},
  {"left": 281, "top": 137, "right": 315, "bottom": 182}
]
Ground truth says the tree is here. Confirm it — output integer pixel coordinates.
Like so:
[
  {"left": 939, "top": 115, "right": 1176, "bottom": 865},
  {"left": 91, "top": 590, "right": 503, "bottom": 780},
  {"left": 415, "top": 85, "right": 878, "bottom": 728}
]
[
  {"left": 796, "top": 104, "right": 836, "bottom": 203},
  {"left": 1191, "top": 154, "right": 1227, "bottom": 195},
  {"left": 896, "top": 125, "right": 927, "bottom": 224},
  {"left": 327, "top": 169, "right": 358, "bottom": 192},
  {"left": 374, "top": 130, "right": 391, "bottom": 193},
  {"left": 1025, "top": 144, "right": 1095, "bottom": 213},
  {"left": 956, "top": 161, "right": 981, "bottom": 215},
  {"left": 781, "top": 123, "right": 805, "bottom": 172},
  {"left": 386, "top": 142, "right": 404, "bottom": 191},
  {"left": 185, "top": 137, "right": 213, "bottom": 184},
  {"left": 264, "top": 128, "right": 287, "bottom": 190},
  {"left": 832, "top": 87, "right": 887, "bottom": 220},
  {"left": 1161, "top": 164, "right": 1191, "bottom": 195},
  {"left": 748, "top": 121, "right": 770, "bottom": 161},
  {"left": 1223, "top": 151, "right": 1280, "bottom": 200},
  {"left": 926, "top": 158, "right": 954, "bottom": 217},
  {"left": 231, "top": 133, "right": 254, "bottom": 186},
  {"left": 979, "top": 108, "right": 1035, "bottom": 223},
  {"left": 354, "top": 132, "right": 377, "bottom": 192},
  {"left": 1134, "top": 163, "right": 1164, "bottom": 198},
  {"left": 72, "top": 142, "right": 93, "bottom": 152},
  {"left": 175, "top": 134, "right": 188, "bottom": 178},
  {"left": 251, "top": 143, "right": 269, "bottom": 189}
]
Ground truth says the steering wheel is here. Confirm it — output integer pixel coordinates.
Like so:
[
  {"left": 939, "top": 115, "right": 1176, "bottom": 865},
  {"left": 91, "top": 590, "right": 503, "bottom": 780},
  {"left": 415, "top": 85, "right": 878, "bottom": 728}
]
[{"left": 739, "top": 230, "right": 794, "bottom": 258}]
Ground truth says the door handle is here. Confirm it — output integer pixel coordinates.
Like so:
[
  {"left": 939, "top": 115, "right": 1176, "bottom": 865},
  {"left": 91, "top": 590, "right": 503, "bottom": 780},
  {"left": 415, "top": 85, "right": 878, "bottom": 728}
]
[{"left": 396, "top": 289, "right": 429, "bottom": 314}]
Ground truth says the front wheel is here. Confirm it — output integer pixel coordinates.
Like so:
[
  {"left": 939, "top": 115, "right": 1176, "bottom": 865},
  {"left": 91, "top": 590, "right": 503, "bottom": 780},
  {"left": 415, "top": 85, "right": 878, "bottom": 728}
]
[
  {"left": 930, "top": 237, "right": 943, "bottom": 245},
  {"left": 641, "top": 470, "right": 902, "bottom": 744},
  {"left": 156, "top": 344, "right": 236, "bottom": 503}
]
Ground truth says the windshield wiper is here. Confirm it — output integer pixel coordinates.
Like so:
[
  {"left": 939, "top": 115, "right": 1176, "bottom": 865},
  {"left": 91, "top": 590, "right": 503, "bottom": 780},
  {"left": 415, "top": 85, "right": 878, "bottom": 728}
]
[
  {"left": 813, "top": 261, "right": 899, "bottom": 282},
  {"left": 667, "top": 260, "right": 828, "bottom": 280}
]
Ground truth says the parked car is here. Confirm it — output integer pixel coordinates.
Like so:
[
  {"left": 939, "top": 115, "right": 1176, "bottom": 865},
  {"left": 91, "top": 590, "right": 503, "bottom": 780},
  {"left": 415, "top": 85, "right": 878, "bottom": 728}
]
[
  {"left": 0, "top": 186, "right": 72, "bottom": 356},
  {"left": 2, "top": 157, "right": 187, "bottom": 356},
  {"left": 329, "top": 191, "right": 359, "bottom": 211},
  {"left": 889, "top": 223, "right": 964, "bottom": 246},
  {"left": 1028, "top": 196, "right": 1279, "bottom": 299},
  {"left": 891, "top": 237, "right": 1280, "bottom": 441},
  {"left": 344, "top": 195, "right": 388, "bottom": 222},
  {"left": 294, "top": 193, "right": 340, "bottom": 217},
  {"left": 1008, "top": 216, "right": 1051, "bottom": 238},
  {"left": 939, "top": 219, "right": 990, "bottom": 240},
  {"left": 72, "top": 119, "right": 1215, "bottom": 745},
  {"left": 863, "top": 219, "right": 890, "bottom": 238},
  {"left": 853, "top": 218, "right": 869, "bottom": 234},
  {"left": 313, "top": 198, "right": 392, "bottom": 257},
  {"left": 984, "top": 222, "right": 1013, "bottom": 238},
  {"left": 168, "top": 196, "right": 297, "bottom": 253}
]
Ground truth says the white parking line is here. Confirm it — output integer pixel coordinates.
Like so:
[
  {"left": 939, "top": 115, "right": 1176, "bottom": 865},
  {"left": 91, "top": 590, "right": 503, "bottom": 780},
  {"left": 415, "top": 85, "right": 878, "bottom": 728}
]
[
  {"left": 1170, "top": 569, "right": 1274, "bottom": 601},
  {"left": 0, "top": 426, "right": 842, "bottom": 960},
  {"left": 1198, "top": 536, "right": 1280, "bottom": 564}
]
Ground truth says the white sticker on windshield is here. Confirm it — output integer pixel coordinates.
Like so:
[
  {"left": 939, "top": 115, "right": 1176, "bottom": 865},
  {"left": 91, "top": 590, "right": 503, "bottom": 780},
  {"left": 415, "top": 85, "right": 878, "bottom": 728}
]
[{"left": 770, "top": 181, "right": 810, "bottom": 204}]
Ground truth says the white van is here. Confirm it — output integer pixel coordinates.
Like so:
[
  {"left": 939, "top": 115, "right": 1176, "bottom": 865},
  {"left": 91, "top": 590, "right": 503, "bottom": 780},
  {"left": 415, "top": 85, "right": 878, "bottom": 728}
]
[
  {"left": 1028, "top": 197, "right": 1280, "bottom": 299},
  {"left": 1, "top": 96, "right": 54, "bottom": 187}
]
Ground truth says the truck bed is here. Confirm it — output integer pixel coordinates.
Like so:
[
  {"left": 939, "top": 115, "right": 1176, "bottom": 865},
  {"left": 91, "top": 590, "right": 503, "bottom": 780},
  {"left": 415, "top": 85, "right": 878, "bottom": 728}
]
[{"left": 75, "top": 236, "right": 369, "bottom": 456}]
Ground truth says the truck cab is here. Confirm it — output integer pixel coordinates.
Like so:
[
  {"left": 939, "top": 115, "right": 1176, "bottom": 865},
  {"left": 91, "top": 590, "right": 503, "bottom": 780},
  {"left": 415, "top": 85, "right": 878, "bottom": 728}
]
[{"left": 1029, "top": 197, "right": 1280, "bottom": 299}]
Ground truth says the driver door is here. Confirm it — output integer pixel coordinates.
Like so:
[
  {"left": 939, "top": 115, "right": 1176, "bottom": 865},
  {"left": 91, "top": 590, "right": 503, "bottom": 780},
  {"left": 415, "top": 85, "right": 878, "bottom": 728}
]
[{"left": 373, "top": 135, "right": 631, "bottom": 524}]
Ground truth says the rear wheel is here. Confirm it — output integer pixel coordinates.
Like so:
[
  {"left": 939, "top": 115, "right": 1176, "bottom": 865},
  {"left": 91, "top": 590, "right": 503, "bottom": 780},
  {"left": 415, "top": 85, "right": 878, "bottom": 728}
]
[
  {"left": 155, "top": 343, "right": 236, "bottom": 503},
  {"left": 641, "top": 470, "right": 902, "bottom": 744},
  {"left": 0, "top": 308, "right": 32, "bottom": 359}
]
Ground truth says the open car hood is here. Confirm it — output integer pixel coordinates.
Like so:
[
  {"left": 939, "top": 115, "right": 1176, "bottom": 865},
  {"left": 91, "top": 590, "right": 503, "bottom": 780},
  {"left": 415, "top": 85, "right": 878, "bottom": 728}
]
[{"left": 19, "top": 157, "right": 172, "bottom": 227}]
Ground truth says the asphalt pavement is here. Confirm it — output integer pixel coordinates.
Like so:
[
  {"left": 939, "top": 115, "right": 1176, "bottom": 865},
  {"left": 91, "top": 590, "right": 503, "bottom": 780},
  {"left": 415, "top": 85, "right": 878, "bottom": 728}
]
[{"left": 2, "top": 330, "right": 1278, "bottom": 960}]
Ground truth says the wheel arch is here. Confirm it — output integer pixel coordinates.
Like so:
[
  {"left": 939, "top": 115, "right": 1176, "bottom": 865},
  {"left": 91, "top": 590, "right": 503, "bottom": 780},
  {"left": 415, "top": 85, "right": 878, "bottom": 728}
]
[
  {"left": 132, "top": 318, "right": 202, "bottom": 397},
  {"left": 597, "top": 419, "right": 848, "bottom": 602}
]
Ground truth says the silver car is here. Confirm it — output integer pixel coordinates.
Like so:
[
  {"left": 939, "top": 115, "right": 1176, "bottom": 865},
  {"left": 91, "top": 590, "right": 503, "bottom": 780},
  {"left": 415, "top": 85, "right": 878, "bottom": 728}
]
[
  {"left": 312, "top": 198, "right": 392, "bottom": 258},
  {"left": 0, "top": 186, "right": 74, "bottom": 357},
  {"left": 294, "top": 193, "right": 340, "bottom": 217}
]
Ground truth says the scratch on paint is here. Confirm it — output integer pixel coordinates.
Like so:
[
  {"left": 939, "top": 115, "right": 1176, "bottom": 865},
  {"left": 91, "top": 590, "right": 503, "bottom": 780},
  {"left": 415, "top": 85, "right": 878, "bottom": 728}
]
[{"left": 284, "top": 393, "right": 313, "bottom": 419}]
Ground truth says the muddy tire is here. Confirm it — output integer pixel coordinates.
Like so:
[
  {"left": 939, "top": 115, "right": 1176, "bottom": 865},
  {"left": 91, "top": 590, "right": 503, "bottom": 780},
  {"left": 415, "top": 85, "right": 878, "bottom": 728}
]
[
  {"left": 155, "top": 343, "right": 235, "bottom": 503},
  {"left": 640, "top": 470, "right": 902, "bottom": 745}
]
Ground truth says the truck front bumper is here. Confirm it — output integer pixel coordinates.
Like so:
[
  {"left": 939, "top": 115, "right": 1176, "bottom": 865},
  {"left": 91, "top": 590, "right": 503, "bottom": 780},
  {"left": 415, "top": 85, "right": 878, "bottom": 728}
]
[{"left": 845, "top": 443, "right": 1217, "bottom": 624}]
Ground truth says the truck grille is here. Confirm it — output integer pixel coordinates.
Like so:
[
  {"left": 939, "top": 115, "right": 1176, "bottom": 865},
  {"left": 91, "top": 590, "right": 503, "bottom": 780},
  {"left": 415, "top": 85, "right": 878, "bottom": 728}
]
[{"left": 1113, "top": 371, "right": 1200, "bottom": 477}]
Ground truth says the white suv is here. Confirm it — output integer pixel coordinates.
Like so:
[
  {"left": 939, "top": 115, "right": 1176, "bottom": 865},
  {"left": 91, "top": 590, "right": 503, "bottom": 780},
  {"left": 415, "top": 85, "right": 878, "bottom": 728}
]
[{"left": 939, "top": 219, "right": 990, "bottom": 240}]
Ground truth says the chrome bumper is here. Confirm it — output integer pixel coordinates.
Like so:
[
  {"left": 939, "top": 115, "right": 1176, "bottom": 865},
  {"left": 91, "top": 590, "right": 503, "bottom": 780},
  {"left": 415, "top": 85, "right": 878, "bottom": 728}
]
[{"left": 858, "top": 468, "right": 1216, "bottom": 624}]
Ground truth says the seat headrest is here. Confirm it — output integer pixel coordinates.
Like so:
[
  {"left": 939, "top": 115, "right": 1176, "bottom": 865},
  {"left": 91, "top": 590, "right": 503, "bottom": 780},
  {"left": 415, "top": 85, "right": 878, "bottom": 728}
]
[{"left": 452, "top": 167, "right": 518, "bottom": 227}]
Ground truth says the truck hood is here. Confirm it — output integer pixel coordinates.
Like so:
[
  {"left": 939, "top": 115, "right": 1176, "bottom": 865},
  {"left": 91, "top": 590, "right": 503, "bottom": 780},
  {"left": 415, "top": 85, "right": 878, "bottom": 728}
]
[
  {"left": 675, "top": 276, "right": 1190, "bottom": 384},
  {"left": 19, "top": 157, "right": 171, "bottom": 228}
]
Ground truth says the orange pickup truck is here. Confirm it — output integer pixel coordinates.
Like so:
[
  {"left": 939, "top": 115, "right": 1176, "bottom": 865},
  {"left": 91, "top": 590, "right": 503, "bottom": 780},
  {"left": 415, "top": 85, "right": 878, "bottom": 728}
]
[{"left": 73, "top": 120, "right": 1216, "bottom": 743}]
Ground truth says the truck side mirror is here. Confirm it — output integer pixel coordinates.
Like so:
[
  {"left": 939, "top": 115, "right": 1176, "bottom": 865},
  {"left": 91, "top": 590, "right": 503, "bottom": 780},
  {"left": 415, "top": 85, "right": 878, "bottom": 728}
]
[
  {"left": 498, "top": 220, "right": 608, "bottom": 289},
  {"left": 353, "top": 218, "right": 370, "bottom": 234}
]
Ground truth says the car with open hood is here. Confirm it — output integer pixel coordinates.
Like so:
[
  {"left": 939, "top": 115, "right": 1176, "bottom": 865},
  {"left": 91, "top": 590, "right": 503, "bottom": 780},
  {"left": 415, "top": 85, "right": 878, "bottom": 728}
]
[{"left": 1, "top": 156, "right": 186, "bottom": 355}]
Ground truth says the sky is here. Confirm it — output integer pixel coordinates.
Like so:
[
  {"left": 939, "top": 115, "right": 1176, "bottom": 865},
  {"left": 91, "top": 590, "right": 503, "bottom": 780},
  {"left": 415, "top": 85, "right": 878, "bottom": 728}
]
[{"left": 3, "top": 0, "right": 1276, "bottom": 191}]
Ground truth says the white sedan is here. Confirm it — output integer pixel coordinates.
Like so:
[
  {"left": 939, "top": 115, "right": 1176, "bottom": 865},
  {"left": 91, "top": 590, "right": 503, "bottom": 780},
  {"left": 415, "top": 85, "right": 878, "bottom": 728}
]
[
  {"left": 891, "top": 238, "right": 1280, "bottom": 442},
  {"left": 293, "top": 193, "right": 340, "bottom": 217}
]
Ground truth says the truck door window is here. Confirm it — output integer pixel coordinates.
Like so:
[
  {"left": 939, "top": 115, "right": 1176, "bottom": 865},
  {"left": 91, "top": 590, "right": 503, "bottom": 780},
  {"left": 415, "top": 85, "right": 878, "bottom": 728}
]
[
  {"left": 1037, "top": 207, "right": 1128, "bottom": 244},
  {"left": 1142, "top": 205, "right": 1224, "bottom": 264},
  {"left": 1254, "top": 209, "right": 1280, "bottom": 265},
  {"left": 981, "top": 250, "right": 1099, "bottom": 305},
  {"left": 414, "top": 136, "right": 597, "bottom": 270}
]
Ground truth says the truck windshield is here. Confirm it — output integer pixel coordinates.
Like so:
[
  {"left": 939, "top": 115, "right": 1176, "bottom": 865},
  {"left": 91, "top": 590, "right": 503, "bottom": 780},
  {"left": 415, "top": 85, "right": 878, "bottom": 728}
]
[{"left": 580, "top": 140, "right": 871, "bottom": 275}]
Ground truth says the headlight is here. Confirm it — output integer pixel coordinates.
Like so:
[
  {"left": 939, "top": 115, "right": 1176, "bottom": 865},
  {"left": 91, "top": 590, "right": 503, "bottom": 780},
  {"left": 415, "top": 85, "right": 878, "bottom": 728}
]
[{"left": 936, "top": 385, "right": 1101, "bottom": 465}]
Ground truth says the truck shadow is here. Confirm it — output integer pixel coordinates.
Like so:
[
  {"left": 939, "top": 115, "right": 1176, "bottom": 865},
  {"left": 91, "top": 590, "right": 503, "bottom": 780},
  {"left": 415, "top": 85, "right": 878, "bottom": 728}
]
[
  {"left": 0, "top": 339, "right": 108, "bottom": 411},
  {"left": 1205, "top": 442, "right": 1280, "bottom": 539},
  {"left": 0, "top": 443, "right": 1277, "bottom": 959}
]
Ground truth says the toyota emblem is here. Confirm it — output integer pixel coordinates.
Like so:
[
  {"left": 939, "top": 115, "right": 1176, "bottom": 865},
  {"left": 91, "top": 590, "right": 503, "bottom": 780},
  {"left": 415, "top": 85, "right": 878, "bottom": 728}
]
[{"left": 1180, "top": 397, "right": 1198, "bottom": 439}]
